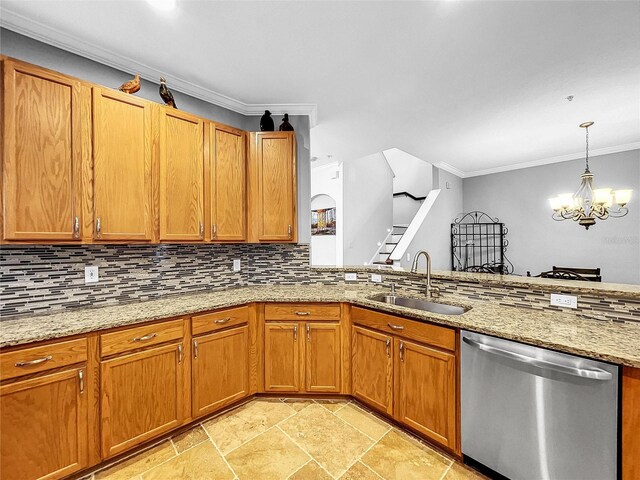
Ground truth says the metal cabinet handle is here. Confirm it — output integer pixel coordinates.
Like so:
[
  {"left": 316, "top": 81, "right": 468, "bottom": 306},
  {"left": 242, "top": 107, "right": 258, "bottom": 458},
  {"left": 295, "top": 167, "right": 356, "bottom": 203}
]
[
  {"left": 399, "top": 341, "right": 405, "bottom": 361},
  {"left": 199, "top": 222, "right": 204, "bottom": 239},
  {"left": 386, "top": 338, "right": 391, "bottom": 357},
  {"left": 177, "top": 344, "right": 183, "bottom": 364},
  {"left": 96, "top": 217, "right": 102, "bottom": 238},
  {"left": 78, "top": 369, "right": 84, "bottom": 394},
  {"left": 306, "top": 324, "right": 311, "bottom": 340},
  {"left": 73, "top": 216, "right": 80, "bottom": 239},
  {"left": 214, "top": 317, "right": 231, "bottom": 324},
  {"left": 387, "top": 323, "right": 404, "bottom": 331},
  {"left": 15, "top": 355, "right": 52, "bottom": 367},
  {"left": 288, "top": 225, "right": 292, "bottom": 238},
  {"left": 293, "top": 325, "right": 298, "bottom": 340},
  {"left": 132, "top": 332, "right": 157, "bottom": 342},
  {"left": 193, "top": 339, "right": 199, "bottom": 358},
  {"left": 295, "top": 311, "right": 310, "bottom": 316},
  {"left": 212, "top": 224, "right": 217, "bottom": 239}
]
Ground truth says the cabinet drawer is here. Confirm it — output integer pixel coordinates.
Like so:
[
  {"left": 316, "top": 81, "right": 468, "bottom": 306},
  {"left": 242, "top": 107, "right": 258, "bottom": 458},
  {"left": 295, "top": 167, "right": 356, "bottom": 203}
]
[
  {"left": 352, "top": 307, "right": 455, "bottom": 352},
  {"left": 265, "top": 303, "right": 341, "bottom": 321},
  {"left": 192, "top": 306, "right": 249, "bottom": 336},
  {"left": 100, "top": 319, "right": 185, "bottom": 357},
  {"left": 1, "top": 338, "right": 87, "bottom": 381}
]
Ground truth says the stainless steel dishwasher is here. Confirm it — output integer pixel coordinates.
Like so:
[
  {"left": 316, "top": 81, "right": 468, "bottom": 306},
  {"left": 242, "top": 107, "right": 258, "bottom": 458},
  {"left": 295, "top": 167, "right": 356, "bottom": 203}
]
[{"left": 461, "top": 330, "right": 618, "bottom": 480}]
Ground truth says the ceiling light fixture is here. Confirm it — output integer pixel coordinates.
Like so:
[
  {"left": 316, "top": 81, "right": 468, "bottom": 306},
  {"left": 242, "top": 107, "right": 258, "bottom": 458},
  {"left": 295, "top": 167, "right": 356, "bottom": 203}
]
[
  {"left": 549, "top": 122, "right": 631, "bottom": 230},
  {"left": 146, "top": 0, "right": 176, "bottom": 11}
]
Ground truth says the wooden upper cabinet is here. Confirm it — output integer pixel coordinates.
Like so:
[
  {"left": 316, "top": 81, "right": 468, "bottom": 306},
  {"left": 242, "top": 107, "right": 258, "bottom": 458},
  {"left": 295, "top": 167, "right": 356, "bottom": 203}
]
[
  {"left": 208, "top": 124, "right": 246, "bottom": 241},
  {"left": 305, "top": 323, "right": 341, "bottom": 393},
  {"left": 264, "top": 322, "right": 301, "bottom": 392},
  {"left": 159, "top": 109, "right": 205, "bottom": 241},
  {"left": 248, "top": 132, "right": 297, "bottom": 242},
  {"left": 2, "top": 59, "right": 83, "bottom": 241},
  {"left": 0, "top": 367, "right": 88, "bottom": 480},
  {"left": 394, "top": 339, "right": 457, "bottom": 450},
  {"left": 352, "top": 326, "right": 393, "bottom": 415},
  {"left": 92, "top": 88, "right": 153, "bottom": 241}
]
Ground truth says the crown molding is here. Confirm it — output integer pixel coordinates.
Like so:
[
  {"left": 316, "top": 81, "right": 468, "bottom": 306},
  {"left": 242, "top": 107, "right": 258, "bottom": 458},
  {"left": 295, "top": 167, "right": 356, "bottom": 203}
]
[
  {"left": 0, "top": 8, "right": 318, "bottom": 126},
  {"left": 433, "top": 162, "right": 467, "bottom": 178}
]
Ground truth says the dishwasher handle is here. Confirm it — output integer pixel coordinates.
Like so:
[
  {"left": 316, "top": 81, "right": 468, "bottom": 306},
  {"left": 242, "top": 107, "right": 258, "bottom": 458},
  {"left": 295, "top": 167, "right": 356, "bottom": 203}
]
[{"left": 462, "top": 336, "right": 613, "bottom": 381}]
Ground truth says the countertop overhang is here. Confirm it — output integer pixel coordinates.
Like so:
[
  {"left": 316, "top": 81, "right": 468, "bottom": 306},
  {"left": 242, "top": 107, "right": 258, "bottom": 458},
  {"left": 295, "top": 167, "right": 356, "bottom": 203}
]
[{"left": 1, "top": 284, "right": 639, "bottom": 368}]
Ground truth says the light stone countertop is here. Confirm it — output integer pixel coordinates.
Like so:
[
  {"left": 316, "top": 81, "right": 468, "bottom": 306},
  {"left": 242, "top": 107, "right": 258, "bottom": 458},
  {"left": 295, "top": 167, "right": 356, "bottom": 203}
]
[{"left": 1, "top": 284, "right": 639, "bottom": 368}]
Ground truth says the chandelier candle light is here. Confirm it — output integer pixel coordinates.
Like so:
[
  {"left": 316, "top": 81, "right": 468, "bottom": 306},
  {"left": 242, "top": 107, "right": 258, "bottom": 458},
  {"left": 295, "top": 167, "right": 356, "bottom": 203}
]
[{"left": 549, "top": 122, "right": 632, "bottom": 230}]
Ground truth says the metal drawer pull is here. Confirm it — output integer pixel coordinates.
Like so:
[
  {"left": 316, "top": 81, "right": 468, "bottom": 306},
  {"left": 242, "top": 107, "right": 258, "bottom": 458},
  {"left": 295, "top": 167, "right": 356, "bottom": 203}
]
[
  {"left": 462, "top": 337, "right": 613, "bottom": 381},
  {"left": 214, "top": 317, "right": 231, "bottom": 324},
  {"left": 199, "top": 222, "right": 204, "bottom": 239},
  {"left": 193, "top": 340, "right": 199, "bottom": 358},
  {"left": 386, "top": 338, "right": 391, "bottom": 357},
  {"left": 73, "top": 216, "right": 80, "bottom": 239},
  {"left": 78, "top": 369, "right": 84, "bottom": 394},
  {"left": 295, "top": 311, "right": 310, "bottom": 316},
  {"left": 15, "top": 355, "right": 52, "bottom": 367},
  {"left": 387, "top": 323, "right": 404, "bottom": 331},
  {"left": 177, "top": 345, "right": 183, "bottom": 364},
  {"left": 132, "top": 332, "right": 157, "bottom": 342},
  {"left": 399, "top": 341, "right": 405, "bottom": 361},
  {"left": 306, "top": 324, "right": 311, "bottom": 340},
  {"left": 96, "top": 217, "right": 102, "bottom": 238},
  {"left": 288, "top": 225, "right": 292, "bottom": 238},
  {"left": 293, "top": 325, "right": 298, "bottom": 340},
  {"left": 212, "top": 224, "right": 217, "bottom": 239}
]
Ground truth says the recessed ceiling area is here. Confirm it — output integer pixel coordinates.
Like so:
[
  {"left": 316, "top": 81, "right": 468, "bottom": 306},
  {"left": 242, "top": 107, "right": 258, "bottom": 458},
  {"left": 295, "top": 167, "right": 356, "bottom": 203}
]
[{"left": 1, "top": 0, "right": 638, "bottom": 176}]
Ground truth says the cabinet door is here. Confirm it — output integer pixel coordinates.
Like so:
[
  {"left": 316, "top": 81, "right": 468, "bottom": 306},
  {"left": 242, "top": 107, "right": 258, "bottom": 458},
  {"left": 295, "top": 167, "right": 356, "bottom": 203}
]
[
  {"left": 192, "top": 325, "right": 249, "bottom": 418},
  {"left": 0, "top": 368, "right": 87, "bottom": 480},
  {"left": 249, "top": 132, "right": 296, "bottom": 242},
  {"left": 93, "top": 88, "right": 153, "bottom": 241},
  {"left": 210, "top": 124, "right": 245, "bottom": 241},
  {"left": 264, "top": 322, "right": 300, "bottom": 392},
  {"left": 395, "top": 339, "right": 457, "bottom": 450},
  {"left": 159, "top": 109, "right": 204, "bottom": 241},
  {"left": 305, "top": 323, "right": 341, "bottom": 393},
  {"left": 351, "top": 326, "right": 393, "bottom": 415},
  {"left": 2, "top": 60, "right": 83, "bottom": 241},
  {"left": 101, "top": 343, "right": 184, "bottom": 458}
]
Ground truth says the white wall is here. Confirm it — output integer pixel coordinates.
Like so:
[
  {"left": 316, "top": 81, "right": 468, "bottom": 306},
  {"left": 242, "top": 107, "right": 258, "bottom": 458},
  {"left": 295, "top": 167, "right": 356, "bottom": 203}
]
[
  {"left": 399, "top": 169, "right": 464, "bottom": 271},
  {"left": 393, "top": 196, "right": 421, "bottom": 226},
  {"left": 311, "top": 162, "right": 343, "bottom": 265},
  {"left": 383, "top": 148, "right": 433, "bottom": 197},
  {"left": 463, "top": 149, "right": 640, "bottom": 284},
  {"left": 343, "top": 153, "right": 394, "bottom": 265}
]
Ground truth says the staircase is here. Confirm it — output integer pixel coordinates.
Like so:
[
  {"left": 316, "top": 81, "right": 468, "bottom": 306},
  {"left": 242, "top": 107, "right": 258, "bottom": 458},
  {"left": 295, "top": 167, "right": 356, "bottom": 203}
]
[{"left": 372, "top": 225, "right": 408, "bottom": 265}]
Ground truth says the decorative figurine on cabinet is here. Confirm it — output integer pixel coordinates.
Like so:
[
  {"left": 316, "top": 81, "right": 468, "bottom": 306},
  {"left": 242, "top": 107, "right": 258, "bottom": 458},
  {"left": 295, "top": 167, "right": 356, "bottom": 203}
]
[
  {"left": 159, "top": 77, "right": 177, "bottom": 108},
  {"left": 279, "top": 113, "right": 294, "bottom": 131},
  {"left": 260, "top": 110, "right": 275, "bottom": 131},
  {"left": 118, "top": 74, "right": 141, "bottom": 94}
]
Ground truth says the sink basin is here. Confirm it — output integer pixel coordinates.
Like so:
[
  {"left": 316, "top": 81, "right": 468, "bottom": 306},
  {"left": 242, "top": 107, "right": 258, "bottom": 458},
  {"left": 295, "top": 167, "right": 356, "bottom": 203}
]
[{"left": 368, "top": 293, "right": 468, "bottom": 315}]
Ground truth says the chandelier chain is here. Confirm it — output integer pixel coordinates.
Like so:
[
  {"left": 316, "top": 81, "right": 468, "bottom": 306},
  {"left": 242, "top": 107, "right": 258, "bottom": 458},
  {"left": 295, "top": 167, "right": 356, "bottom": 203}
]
[{"left": 585, "top": 125, "right": 589, "bottom": 172}]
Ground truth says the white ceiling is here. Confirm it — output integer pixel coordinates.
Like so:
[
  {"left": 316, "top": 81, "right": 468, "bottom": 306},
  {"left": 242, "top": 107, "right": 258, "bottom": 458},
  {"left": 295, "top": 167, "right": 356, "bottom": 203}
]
[{"left": 2, "top": 1, "right": 639, "bottom": 176}]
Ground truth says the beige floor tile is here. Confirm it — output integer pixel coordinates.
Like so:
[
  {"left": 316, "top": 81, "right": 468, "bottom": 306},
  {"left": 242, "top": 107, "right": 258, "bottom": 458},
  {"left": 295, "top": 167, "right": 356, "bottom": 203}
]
[
  {"left": 445, "top": 462, "right": 488, "bottom": 480},
  {"left": 171, "top": 425, "right": 209, "bottom": 453},
  {"left": 334, "top": 404, "right": 391, "bottom": 440},
  {"left": 142, "top": 441, "right": 233, "bottom": 480},
  {"left": 94, "top": 441, "right": 176, "bottom": 480},
  {"left": 280, "top": 404, "right": 374, "bottom": 477},
  {"left": 362, "top": 430, "right": 451, "bottom": 480},
  {"left": 282, "top": 398, "right": 316, "bottom": 412},
  {"left": 203, "top": 399, "right": 296, "bottom": 454},
  {"left": 289, "top": 460, "right": 333, "bottom": 480},
  {"left": 339, "top": 461, "right": 382, "bottom": 480},
  {"left": 314, "top": 398, "right": 349, "bottom": 412},
  {"left": 225, "top": 427, "right": 309, "bottom": 480}
]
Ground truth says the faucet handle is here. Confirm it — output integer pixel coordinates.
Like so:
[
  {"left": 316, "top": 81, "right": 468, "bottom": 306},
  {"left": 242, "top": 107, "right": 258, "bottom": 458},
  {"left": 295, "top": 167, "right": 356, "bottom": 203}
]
[
  {"left": 429, "top": 285, "right": 441, "bottom": 298},
  {"left": 390, "top": 283, "right": 397, "bottom": 295}
]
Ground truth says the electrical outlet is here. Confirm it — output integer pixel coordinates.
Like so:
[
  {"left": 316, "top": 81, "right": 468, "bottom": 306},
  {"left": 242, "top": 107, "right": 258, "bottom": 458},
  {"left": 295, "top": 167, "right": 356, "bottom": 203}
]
[
  {"left": 550, "top": 293, "right": 577, "bottom": 309},
  {"left": 345, "top": 273, "right": 357, "bottom": 281},
  {"left": 85, "top": 266, "right": 99, "bottom": 284},
  {"left": 233, "top": 259, "right": 241, "bottom": 272},
  {"left": 371, "top": 273, "right": 382, "bottom": 283},
  {"left": 406, "top": 253, "right": 411, "bottom": 262}
]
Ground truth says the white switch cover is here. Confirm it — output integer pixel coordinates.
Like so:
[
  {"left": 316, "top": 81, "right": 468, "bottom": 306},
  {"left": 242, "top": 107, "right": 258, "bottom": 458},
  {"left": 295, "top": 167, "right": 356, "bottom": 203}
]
[
  {"left": 344, "top": 273, "right": 357, "bottom": 281},
  {"left": 233, "top": 259, "right": 241, "bottom": 272},
  {"left": 371, "top": 273, "right": 382, "bottom": 283},
  {"left": 550, "top": 293, "right": 577, "bottom": 309},
  {"left": 85, "top": 266, "right": 99, "bottom": 284}
]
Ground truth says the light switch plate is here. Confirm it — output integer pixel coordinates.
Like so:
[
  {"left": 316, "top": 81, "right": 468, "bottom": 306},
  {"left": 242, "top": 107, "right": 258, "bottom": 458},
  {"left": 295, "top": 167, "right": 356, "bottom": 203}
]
[
  {"left": 344, "top": 273, "right": 357, "bottom": 281},
  {"left": 371, "top": 273, "right": 382, "bottom": 283},
  {"left": 550, "top": 293, "right": 577, "bottom": 309},
  {"left": 233, "top": 259, "right": 241, "bottom": 272},
  {"left": 85, "top": 266, "right": 99, "bottom": 284}
]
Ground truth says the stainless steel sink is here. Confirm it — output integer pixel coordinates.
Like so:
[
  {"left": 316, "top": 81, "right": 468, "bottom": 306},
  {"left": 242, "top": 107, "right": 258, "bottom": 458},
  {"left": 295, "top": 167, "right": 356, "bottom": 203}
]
[{"left": 368, "top": 293, "right": 468, "bottom": 315}]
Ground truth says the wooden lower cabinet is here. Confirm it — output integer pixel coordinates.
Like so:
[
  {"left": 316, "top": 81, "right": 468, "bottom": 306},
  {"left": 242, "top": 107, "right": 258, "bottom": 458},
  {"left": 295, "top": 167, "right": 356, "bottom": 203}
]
[
  {"left": 351, "top": 326, "right": 393, "bottom": 415},
  {"left": 100, "top": 342, "right": 185, "bottom": 458},
  {"left": 264, "top": 322, "right": 301, "bottom": 392},
  {"left": 305, "top": 323, "right": 341, "bottom": 393},
  {"left": 0, "top": 367, "right": 88, "bottom": 480},
  {"left": 395, "top": 339, "right": 457, "bottom": 450},
  {"left": 192, "top": 325, "right": 249, "bottom": 418}
]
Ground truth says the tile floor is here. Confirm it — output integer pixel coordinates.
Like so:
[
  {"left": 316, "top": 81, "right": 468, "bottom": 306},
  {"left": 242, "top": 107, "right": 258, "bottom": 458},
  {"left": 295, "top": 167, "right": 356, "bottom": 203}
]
[{"left": 89, "top": 398, "right": 486, "bottom": 480}]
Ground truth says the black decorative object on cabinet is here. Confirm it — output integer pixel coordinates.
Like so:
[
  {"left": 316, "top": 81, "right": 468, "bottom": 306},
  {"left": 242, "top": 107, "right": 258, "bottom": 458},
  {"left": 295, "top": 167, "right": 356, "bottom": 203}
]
[
  {"left": 159, "top": 77, "right": 177, "bottom": 108},
  {"left": 279, "top": 113, "right": 294, "bottom": 131},
  {"left": 260, "top": 110, "right": 274, "bottom": 131}
]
